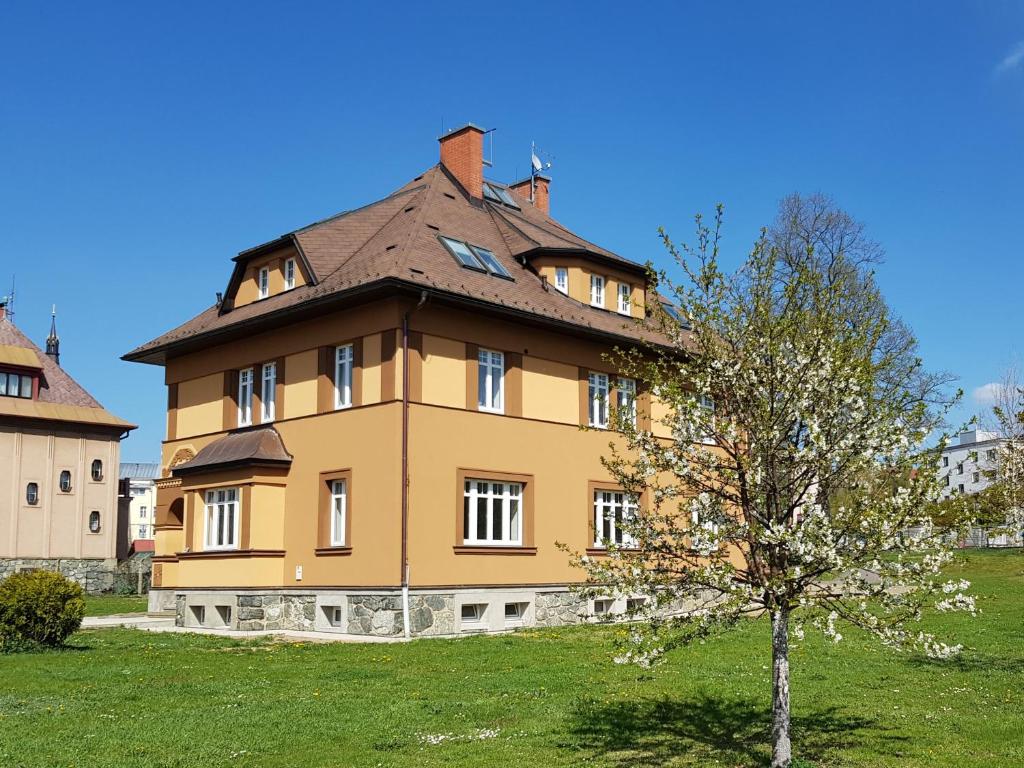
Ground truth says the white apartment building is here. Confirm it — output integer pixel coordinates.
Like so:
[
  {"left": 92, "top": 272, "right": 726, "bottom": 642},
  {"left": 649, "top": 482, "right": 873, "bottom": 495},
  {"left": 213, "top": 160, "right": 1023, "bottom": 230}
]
[
  {"left": 937, "top": 429, "right": 1003, "bottom": 499},
  {"left": 119, "top": 462, "right": 159, "bottom": 542}
]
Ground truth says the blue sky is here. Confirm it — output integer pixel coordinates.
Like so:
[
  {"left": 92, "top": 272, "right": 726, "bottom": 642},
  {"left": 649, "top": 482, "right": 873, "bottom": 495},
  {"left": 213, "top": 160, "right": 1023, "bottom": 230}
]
[{"left": 1, "top": 2, "right": 1022, "bottom": 457}]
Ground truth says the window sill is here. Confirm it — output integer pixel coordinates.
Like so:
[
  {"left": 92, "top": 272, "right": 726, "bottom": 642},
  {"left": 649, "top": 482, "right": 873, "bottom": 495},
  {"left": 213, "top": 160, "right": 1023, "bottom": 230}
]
[
  {"left": 314, "top": 546, "right": 353, "bottom": 557},
  {"left": 176, "top": 549, "right": 286, "bottom": 560},
  {"left": 453, "top": 545, "right": 537, "bottom": 556},
  {"left": 585, "top": 547, "right": 641, "bottom": 557}
]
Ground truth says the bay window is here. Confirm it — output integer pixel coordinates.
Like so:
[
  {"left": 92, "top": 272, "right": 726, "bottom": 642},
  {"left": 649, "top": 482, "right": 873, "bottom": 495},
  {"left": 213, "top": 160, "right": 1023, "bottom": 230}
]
[
  {"left": 203, "top": 487, "right": 240, "bottom": 550},
  {"left": 477, "top": 349, "right": 504, "bottom": 413},
  {"left": 593, "top": 489, "right": 637, "bottom": 548},
  {"left": 463, "top": 479, "right": 522, "bottom": 546},
  {"left": 335, "top": 344, "right": 353, "bottom": 409},
  {"left": 589, "top": 372, "right": 609, "bottom": 428},
  {"left": 237, "top": 368, "right": 253, "bottom": 427}
]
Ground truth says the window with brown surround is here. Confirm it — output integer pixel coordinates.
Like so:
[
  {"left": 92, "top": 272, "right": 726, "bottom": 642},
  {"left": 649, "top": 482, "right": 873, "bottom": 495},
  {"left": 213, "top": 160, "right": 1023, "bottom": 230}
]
[
  {"left": 586, "top": 481, "right": 642, "bottom": 556},
  {"left": 316, "top": 469, "right": 353, "bottom": 555},
  {"left": 454, "top": 469, "right": 535, "bottom": 554},
  {"left": 465, "top": 343, "right": 522, "bottom": 416},
  {"left": 317, "top": 338, "right": 363, "bottom": 413},
  {"left": 222, "top": 357, "right": 285, "bottom": 429}
]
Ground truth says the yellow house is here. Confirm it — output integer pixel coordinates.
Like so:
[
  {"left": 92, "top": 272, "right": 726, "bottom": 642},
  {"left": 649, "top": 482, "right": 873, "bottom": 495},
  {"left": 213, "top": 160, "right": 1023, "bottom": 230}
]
[
  {"left": 125, "top": 124, "right": 678, "bottom": 635},
  {"left": 1, "top": 305, "right": 135, "bottom": 591}
]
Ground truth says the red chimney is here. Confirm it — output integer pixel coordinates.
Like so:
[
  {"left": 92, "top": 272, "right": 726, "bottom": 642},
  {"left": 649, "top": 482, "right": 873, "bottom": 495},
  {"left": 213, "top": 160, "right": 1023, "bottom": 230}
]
[
  {"left": 510, "top": 175, "right": 551, "bottom": 215},
  {"left": 438, "top": 123, "right": 485, "bottom": 199}
]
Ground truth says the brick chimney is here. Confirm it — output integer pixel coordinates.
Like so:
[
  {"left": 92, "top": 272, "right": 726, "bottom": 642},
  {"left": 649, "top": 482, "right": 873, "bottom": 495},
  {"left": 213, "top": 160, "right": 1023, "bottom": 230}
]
[
  {"left": 438, "top": 123, "right": 485, "bottom": 199},
  {"left": 510, "top": 175, "right": 551, "bottom": 216}
]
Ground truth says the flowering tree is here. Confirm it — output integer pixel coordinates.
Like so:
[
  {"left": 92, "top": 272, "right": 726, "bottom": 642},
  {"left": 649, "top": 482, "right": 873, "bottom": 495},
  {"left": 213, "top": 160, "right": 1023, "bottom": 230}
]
[
  {"left": 985, "top": 370, "right": 1024, "bottom": 536},
  {"left": 573, "top": 200, "right": 975, "bottom": 768}
]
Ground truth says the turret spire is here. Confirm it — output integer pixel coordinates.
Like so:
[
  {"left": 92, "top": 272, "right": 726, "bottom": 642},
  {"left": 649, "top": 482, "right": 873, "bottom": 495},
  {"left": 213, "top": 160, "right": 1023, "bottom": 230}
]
[{"left": 45, "top": 304, "right": 60, "bottom": 366}]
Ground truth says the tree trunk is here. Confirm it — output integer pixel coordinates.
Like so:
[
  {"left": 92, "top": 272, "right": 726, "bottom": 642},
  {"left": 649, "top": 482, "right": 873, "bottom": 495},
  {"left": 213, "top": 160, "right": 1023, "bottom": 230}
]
[{"left": 771, "top": 603, "right": 792, "bottom": 768}]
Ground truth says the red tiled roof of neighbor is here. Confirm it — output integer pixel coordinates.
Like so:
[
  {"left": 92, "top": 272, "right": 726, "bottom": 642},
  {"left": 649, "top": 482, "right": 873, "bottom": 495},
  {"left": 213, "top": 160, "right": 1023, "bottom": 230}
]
[
  {"left": 131, "top": 539, "right": 155, "bottom": 553},
  {"left": 125, "top": 164, "right": 680, "bottom": 364},
  {"left": 0, "top": 316, "right": 135, "bottom": 429}
]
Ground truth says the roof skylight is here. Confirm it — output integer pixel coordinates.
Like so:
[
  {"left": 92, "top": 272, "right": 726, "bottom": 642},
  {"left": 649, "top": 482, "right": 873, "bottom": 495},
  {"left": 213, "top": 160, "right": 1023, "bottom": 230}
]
[
  {"left": 483, "top": 182, "right": 520, "bottom": 210},
  {"left": 438, "top": 235, "right": 513, "bottom": 280},
  {"left": 482, "top": 183, "right": 502, "bottom": 203}
]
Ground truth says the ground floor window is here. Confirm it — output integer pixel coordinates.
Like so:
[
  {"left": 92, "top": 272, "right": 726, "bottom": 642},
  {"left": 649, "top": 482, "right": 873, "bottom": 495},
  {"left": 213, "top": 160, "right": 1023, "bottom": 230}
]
[
  {"left": 463, "top": 479, "right": 522, "bottom": 545},
  {"left": 593, "top": 489, "right": 637, "bottom": 548},
  {"left": 330, "top": 479, "right": 347, "bottom": 547},
  {"left": 204, "top": 487, "right": 240, "bottom": 550}
]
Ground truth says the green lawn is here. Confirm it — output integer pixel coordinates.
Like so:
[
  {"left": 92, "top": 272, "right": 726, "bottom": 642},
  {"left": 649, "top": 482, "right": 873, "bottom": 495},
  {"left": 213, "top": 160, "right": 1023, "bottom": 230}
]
[
  {"left": 1, "top": 550, "right": 1021, "bottom": 768},
  {"left": 83, "top": 595, "right": 149, "bottom": 617}
]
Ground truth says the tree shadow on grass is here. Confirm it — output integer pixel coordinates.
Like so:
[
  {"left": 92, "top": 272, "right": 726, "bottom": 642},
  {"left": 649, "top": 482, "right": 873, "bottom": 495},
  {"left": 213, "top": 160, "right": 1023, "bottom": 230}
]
[
  {"left": 905, "top": 650, "right": 1024, "bottom": 675},
  {"left": 565, "top": 693, "right": 908, "bottom": 767}
]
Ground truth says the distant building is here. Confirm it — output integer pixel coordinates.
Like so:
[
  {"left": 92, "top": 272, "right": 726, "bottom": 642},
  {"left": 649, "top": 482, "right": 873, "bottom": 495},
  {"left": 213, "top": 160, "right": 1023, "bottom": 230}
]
[
  {"left": 0, "top": 302, "right": 135, "bottom": 591},
  {"left": 120, "top": 462, "right": 159, "bottom": 542},
  {"left": 937, "top": 429, "right": 1004, "bottom": 499}
]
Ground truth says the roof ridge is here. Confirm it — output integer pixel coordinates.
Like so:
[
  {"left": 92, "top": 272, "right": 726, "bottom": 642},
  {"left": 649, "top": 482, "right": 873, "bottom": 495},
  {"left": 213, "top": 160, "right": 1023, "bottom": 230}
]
[
  {"left": 292, "top": 184, "right": 425, "bottom": 237},
  {"left": 393, "top": 166, "right": 445, "bottom": 274}
]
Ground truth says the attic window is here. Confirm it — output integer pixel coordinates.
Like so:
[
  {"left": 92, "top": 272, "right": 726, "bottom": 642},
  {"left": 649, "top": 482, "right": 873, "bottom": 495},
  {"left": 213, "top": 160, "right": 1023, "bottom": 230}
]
[
  {"left": 483, "top": 182, "right": 520, "bottom": 210},
  {"left": 0, "top": 371, "right": 33, "bottom": 399},
  {"left": 438, "top": 236, "right": 512, "bottom": 280}
]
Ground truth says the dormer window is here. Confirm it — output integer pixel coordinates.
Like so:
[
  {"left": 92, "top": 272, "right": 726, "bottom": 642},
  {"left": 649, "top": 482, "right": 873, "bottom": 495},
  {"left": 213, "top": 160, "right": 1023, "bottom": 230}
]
[
  {"left": 257, "top": 267, "right": 270, "bottom": 299},
  {"left": 555, "top": 268, "right": 568, "bottom": 294},
  {"left": 590, "top": 275, "right": 605, "bottom": 308},
  {"left": 618, "top": 283, "right": 631, "bottom": 315},
  {"left": 439, "top": 236, "right": 512, "bottom": 279},
  {"left": 284, "top": 259, "right": 296, "bottom": 290},
  {"left": 0, "top": 371, "right": 33, "bottom": 399}
]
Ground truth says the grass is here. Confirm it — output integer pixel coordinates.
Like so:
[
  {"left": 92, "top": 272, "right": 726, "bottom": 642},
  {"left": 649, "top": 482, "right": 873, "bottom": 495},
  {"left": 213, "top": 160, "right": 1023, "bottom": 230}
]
[
  {"left": 1, "top": 550, "right": 1021, "bottom": 767},
  {"left": 83, "top": 595, "right": 148, "bottom": 617}
]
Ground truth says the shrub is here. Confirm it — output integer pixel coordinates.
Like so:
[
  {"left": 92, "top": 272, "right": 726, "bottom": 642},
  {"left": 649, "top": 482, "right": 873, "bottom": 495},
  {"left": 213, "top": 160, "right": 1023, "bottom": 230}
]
[{"left": 0, "top": 570, "right": 85, "bottom": 651}]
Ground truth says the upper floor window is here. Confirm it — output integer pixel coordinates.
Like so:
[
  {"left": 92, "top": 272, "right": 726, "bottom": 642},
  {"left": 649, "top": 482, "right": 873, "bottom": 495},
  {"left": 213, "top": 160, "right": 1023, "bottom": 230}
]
[
  {"left": 238, "top": 368, "right": 253, "bottom": 427},
  {"left": 0, "top": 371, "right": 33, "bottom": 399},
  {"left": 26, "top": 482, "right": 39, "bottom": 505},
  {"left": 477, "top": 349, "right": 504, "bottom": 413},
  {"left": 335, "top": 344, "right": 354, "bottom": 409},
  {"left": 589, "top": 372, "right": 609, "bottom": 429},
  {"left": 59, "top": 470, "right": 72, "bottom": 493},
  {"left": 139, "top": 505, "right": 147, "bottom": 518},
  {"left": 88, "top": 510, "right": 101, "bottom": 533},
  {"left": 91, "top": 459, "right": 104, "bottom": 482},
  {"left": 942, "top": 456, "right": 949, "bottom": 467},
  {"left": 590, "top": 275, "right": 605, "bottom": 307},
  {"left": 284, "top": 259, "right": 296, "bottom": 290},
  {"left": 593, "top": 489, "right": 637, "bottom": 548},
  {"left": 261, "top": 362, "right": 277, "bottom": 422},
  {"left": 956, "top": 462, "right": 964, "bottom": 475},
  {"left": 617, "top": 377, "right": 637, "bottom": 428},
  {"left": 204, "top": 487, "right": 239, "bottom": 550},
  {"left": 986, "top": 449, "right": 997, "bottom": 462},
  {"left": 463, "top": 479, "right": 522, "bottom": 546},
  {"left": 330, "top": 479, "right": 347, "bottom": 547},
  {"left": 139, "top": 524, "right": 148, "bottom": 538},
  {"left": 698, "top": 394, "right": 716, "bottom": 444},
  {"left": 555, "top": 268, "right": 569, "bottom": 294},
  {"left": 618, "top": 283, "right": 631, "bottom": 315},
  {"left": 257, "top": 267, "right": 270, "bottom": 299}
]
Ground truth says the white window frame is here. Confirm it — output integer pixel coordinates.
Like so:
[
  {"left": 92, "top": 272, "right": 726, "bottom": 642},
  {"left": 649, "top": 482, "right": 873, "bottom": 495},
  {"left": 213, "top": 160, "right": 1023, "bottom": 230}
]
[
  {"left": 284, "top": 258, "right": 296, "bottom": 290},
  {"left": 589, "top": 372, "right": 609, "bottom": 429},
  {"left": 698, "top": 394, "right": 716, "bottom": 444},
  {"left": 593, "top": 489, "right": 637, "bottom": 548},
  {"left": 590, "top": 274, "right": 605, "bottom": 307},
  {"left": 477, "top": 349, "right": 505, "bottom": 413},
  {"left": 139, "top": 524, "right": 148, "bottom": 538},
  {"left": 334, "top": 344, "right": 354, "bottom": 409},
  {"left": 617, "top": 377, "right": 637, "bottom": 428},
  {"left": 257, "top": 267, "right": 269, "bottom": 299},
  {"left": 203, "top": 487, "right": 240, "bottom": 551},
  {"left": 463, "top": 479, "right": 523, "bottom": 546},
  {"left": 261, "top": 362, "right": 277, "bottom": 422},
  {"left": 237, "top": 368, "right": 253, "bottom": 427},
  {"left": 555, "top": 267, "right": 569, "bottom": 294},
  {"left": 618, "top": 282, "right": 631, "bottom": 315},
  {"left": 330, "top": 479, "right": 347, "bottom": 547}
]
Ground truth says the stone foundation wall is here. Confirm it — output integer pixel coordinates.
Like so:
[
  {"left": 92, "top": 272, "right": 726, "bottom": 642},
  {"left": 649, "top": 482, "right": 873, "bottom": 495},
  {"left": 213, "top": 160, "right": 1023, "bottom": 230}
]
[
  {"left": 236, "top": 595, "right": 316, "bottom": 631},
  {"left": 0, "top": 557, "right": 117, "bottom": 594},
  {"left": 346, "top": 594, "right": 456, "bottom": 636}
]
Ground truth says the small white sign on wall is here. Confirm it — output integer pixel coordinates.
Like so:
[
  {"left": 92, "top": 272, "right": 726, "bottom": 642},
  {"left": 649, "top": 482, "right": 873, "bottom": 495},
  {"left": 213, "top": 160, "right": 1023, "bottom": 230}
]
[{"left": 295, "top": 565, "right": 303, "bottom": 581}]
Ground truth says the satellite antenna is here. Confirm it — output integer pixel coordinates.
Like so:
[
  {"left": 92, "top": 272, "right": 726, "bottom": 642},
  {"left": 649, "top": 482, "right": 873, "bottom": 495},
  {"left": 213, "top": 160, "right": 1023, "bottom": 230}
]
[
  {"left": 529, "top": 142, "right": 553, "bottom": 203},
  {"left": 1, "top": 276, "right": 15, "bottom": 323}
]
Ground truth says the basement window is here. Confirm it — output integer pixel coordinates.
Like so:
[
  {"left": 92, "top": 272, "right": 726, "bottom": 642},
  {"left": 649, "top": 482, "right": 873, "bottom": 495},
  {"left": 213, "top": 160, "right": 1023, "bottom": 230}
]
[
  {"left": 460, "top": 603, "right": 486, "bottom": 623},
  {"left": 593, "top": 599, "right": 614, "bottom": 616}
]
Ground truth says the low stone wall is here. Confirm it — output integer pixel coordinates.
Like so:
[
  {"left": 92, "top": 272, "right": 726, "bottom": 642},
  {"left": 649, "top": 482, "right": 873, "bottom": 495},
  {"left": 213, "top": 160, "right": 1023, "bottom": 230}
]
[{"left": 0, "top": 557, "right": 117, "bottom": 594}]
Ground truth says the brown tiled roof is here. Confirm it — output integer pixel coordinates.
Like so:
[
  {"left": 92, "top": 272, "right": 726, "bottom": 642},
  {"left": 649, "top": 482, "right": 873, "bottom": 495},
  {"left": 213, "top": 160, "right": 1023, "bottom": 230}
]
[
  {"left": 126, "top": 165, "right": 671, "bottom": 363},
  {"left": 172, "top": 426, "right": 292, "bottom": 475},
  {"left": 0, "top": 316, "right": 135, "bottom": 429}
]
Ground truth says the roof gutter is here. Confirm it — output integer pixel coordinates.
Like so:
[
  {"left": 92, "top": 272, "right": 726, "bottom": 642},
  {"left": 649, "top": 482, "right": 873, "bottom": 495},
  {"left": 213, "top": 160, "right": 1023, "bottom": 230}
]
[{"left": 401, "top": 289, "right": 429, "bottom": 639}]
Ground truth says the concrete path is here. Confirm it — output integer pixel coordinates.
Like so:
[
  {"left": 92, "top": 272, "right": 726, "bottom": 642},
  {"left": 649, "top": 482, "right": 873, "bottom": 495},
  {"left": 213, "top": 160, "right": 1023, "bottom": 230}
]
[{"left": 81, "top": 614, "right": 406, "bottom": 643}]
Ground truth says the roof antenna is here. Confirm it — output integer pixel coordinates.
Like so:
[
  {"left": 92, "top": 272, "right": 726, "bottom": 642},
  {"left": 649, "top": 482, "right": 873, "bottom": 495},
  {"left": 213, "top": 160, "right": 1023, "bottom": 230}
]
[
  {"left": 1, "top": 275, "right": 15, "bottom": 324},
  {"left": 482, "top": 127, "right": 496, "bottom": 168},
  {"left": 530, "top": 142, "right": 553, "bottom": 203}
]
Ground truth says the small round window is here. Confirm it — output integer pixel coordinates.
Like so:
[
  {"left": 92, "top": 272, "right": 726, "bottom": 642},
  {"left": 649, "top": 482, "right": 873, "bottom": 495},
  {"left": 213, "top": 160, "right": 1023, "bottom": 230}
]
[
  {"left": 91, "top": 460, "right": 103, "bottom": 482},
  {"left": 88, "top": 511, "right": 101, "bottom": 533},
  {"left": 59, "top": 470, "right": 72, "bottom": 493},
  {"left": 26, "top": 482, "right": 39, "bottom": 505}
]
